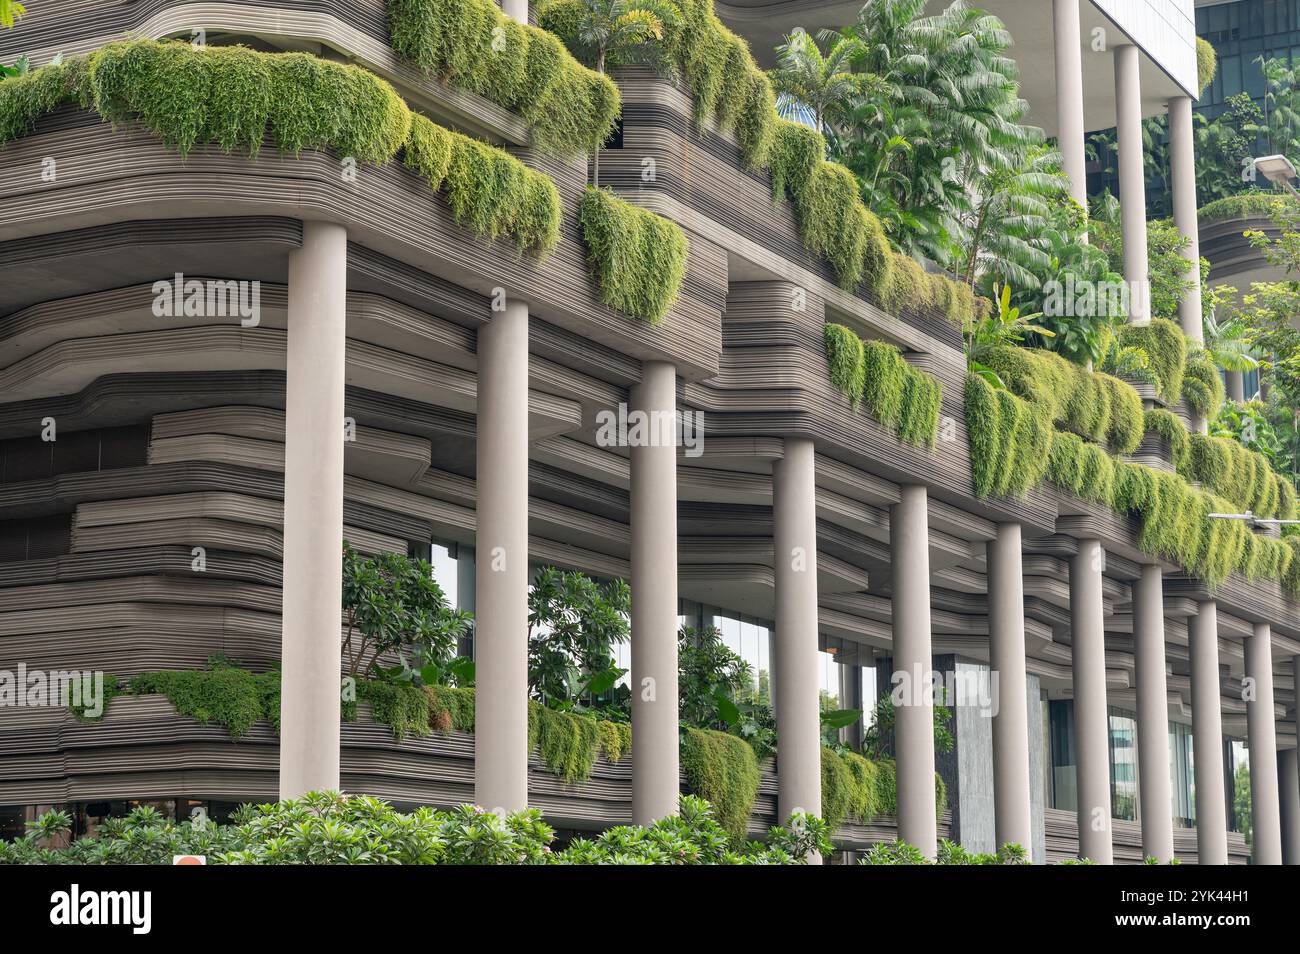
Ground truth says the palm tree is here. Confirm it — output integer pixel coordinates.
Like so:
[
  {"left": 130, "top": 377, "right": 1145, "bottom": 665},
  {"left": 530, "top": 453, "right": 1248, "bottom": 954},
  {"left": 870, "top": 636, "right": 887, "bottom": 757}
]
[
  {"left": 0, "top": 0, "right": 25, "bottom": 29},
  {"left": 825, "top": 0, "right": 1040, "bottom": 265},
  {"left": 768, "top": 29, "right": 874, "bottom": 136},
  {"left": 567, "top": 0, "right": 677, "bottom": 185},
  {"left": 956, "top": 144, "right": 1061, "bottom": 291},
  {"left": 1203, "top": 309, "right": 1260, "bottom": 374}
]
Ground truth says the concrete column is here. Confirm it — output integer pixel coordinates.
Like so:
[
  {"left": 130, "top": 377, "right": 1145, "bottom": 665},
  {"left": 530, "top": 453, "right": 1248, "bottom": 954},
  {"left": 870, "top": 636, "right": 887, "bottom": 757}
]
[
  {"left": 891, "top": 485, "right": 936, "bottom": 856},
  {"left": 1280, "top": 746, "right": 1300, "bottom": 864},
  {"left": 1052, "top": 0, "right": 1088, "bottom": 210},
  {"left": 1190, "top": 600, "right": 1229, "bottom": 864},
  {"left": 1245, "top": 623, "right": 1282, "bottom": 864},
  {"left": 1133, "top": 564, "right": 1174, "bottom": 861},
  {"left": 1070, "top": 538, "right": 1113, "bottom": 863},
  {"left": 1115, "top": 44, "right": 1151, "bottom": 324},
  {"left": 501, "top": 0, "right": 528, "bottom": 24},
  {"left": 988, "top": 522, "right": 1032, "bottom": 856},
  {"left": 473, "top": 300, "right": 529, "bottom": 813},
  {"left": 773, "top": 437, "right": 823, "bottom": 835},
  {"left": 1225, "top": 370, "right": 1245, "bottom": 403},
  {"left": 279, "top": 221, "right": 348, "bottom": 799},
  {"left": 840, "top": 663, "right": 864, "bottom": 751},
  {"left": 630, "top": 360, "right": 679, "bottom": 824},
  {"left": 1169, "top": 96, "right": 1204, "bottom": 343}
]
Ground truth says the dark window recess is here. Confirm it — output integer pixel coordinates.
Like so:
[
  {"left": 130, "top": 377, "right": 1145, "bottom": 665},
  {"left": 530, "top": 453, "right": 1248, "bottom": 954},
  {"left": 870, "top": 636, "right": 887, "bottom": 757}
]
[
  {"left": 0, "top": 514, "right": 72, "bottom": 563},
  {"left": 605, "top": 116, "right": 624, "bottom": 150},
  {"left": 0, "top": 424, "right": 148, "bottom": 484}
]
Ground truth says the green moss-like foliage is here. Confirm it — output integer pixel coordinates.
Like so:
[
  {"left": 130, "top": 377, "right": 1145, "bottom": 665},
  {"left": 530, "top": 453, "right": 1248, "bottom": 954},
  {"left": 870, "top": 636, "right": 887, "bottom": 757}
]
[
  {"left": 578, "top": 186, "right": 688, "bottom": 323},
  {"left": 1197, "top": 37, "right": 1218, "bottom": 96},
  {"left": 820, "top": 748, "right": 883, "bottom": 830},
  {"left": 825, "top": 336, "right": 942, "bottom": 449},
  {"left": 1183, "top": 350, "right": 1225, "bottom": 420},
  {"left": 1144, "top": 408, "right": 1191, "bottom": 470},
  {"left": 129, "top": 659, "right": 281, "bottom": 740},
  {"left": 1116, "top": 318, "right": 1187, "bottom": 405},
  {"left": 963, "top": 373, "right": 1053, "bottom": 499},
  {"left": 89, "top": 40, "right": 410, "bottom": 161},
  {"left": 404, "top": 113, "right": 561, "bottom": 255},
  {"left": 0, "top": 41, "right": 561, "bottom": 257},
  {"left": 824, "top": 323, "right": 866, "bottom": 408},
  {"left": 856, "top": 757, "right": 944, "bottom": 823},
  {"left": 766, "top": 119, "right": 974, "bottom": 324},
  {"left": 426, "top": 684, "right": 476, "bottom": 732},
  {"left": 981, "top": 346, "right": 1144, "bottom": 454},
  {"left": 526, "top": 701, "right": 629, "bottom": 783},
  {"left": 967, "top": 370, "right": 1297, "bottom": 591},
  {"left": 1183, "top": 433, "right": 1290, "bottom": 519},
  {"left": 0, "top": 55, "right": 88, "bottom": 142},
  {"left": 1199, "top": 192, "right": 1289, "bottom": 224},
  {"left": 388, "top": 0, "right": 620, "bottom": 156},
  {"left": 680, "top": 727, "right": 761, "bottom": 841},
  {"left": 356, "top": 679, "right": 434, "bottom": 740},
  {"left": 1284, "top": 536, "right": 1300, "bottom": 599}
]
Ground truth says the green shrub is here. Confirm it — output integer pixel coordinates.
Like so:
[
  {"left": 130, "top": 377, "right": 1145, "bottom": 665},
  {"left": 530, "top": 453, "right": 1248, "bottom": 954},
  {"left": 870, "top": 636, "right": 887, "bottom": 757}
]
[
  {"left": 404, "top": 113, "right": 561, "bottom": 255},
  {"left": 2, "top": 792, "right": 830, "bottom": 865},
  {"left": 0, "top": 41, "right": 560, "bottom": 257},
  {"left": 0, "top": 55, "right": 87, "bottom": 142},
  {"left": 981, "top": 346, "right": 1144, "bottom": 453},
  {"left": 89, "top": 40, "right": 410, "bottom": 161},
  {"left": 964, "top": 373, "right": 1053, "bottom": 498},
  {"left": 820, "top": 747, "right": 883, "bottom": 830},
  {"left": 824, "top": 323, "right": 866, "bottom": 408},
  {"left": 1198, "top": 191, "right": 1288, "bottom": 224},
  {"left": 427, "top": 684, "right": 476, "bottom": 731},
  {"left": 1183, "top": 349, "right": 1226, "bottom": 420},
  {"left": 128, "top": 657, "right": 281, "bottom": 740},
  {"left": 858, "top": 339, "right": 942, "bottom": 448},
  {"left": 1144, "top": 408, "right": 1191, "bottom": 469},
  {"left": 1115, "top": 318, "right": 1187, "bottom": 404},
  {"left": 679, "top": 726, "right": 761, "bottom": 841},
  {"left": 527, "top": 700, "right": 629, "bottom": 783},
  {"left": 388, "top": 0, "right": 620, "bottom": 156},
  {"left": 1197, "top": 36, "right": 1218, "bottom": 96},
  {"left": 578, "top": 186, "right": 688, "bottom": 322},
  {"left": 1184, "top": 432, "right": 1286, "bottom": 518}
]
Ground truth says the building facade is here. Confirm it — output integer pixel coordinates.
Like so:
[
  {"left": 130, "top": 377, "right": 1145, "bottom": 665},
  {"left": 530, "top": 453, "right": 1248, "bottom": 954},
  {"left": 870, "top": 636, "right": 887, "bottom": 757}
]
[{"left": 0, "top": 0, "right": 1297, "bottom": 865}]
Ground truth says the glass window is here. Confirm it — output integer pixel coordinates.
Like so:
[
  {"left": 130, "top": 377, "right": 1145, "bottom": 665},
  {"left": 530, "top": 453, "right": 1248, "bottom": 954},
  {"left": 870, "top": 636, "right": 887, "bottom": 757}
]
[
  {"left": 1108, "top": 707, "right": 1139, "bottom": 821},
  {"left": 1049, "top": 700, "right": 1078, "bottom": 812}
]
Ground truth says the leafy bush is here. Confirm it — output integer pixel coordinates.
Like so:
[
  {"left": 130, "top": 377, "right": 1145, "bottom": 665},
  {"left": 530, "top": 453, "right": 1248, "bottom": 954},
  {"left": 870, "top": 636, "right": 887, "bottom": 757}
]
[
  {"left": 823, "top": 326, "right": 942, "bottom": 448},
  {"left": 342, "top": 542, "right": 472, "bottom": 680},
  {"left": 0, "top": 41, "right": 563, "bottom": 256},
  {"left": 980, "top": 345, "right": 1144, "bottom": 453},
  {"left": 2, "top": 792, "right": 826, "bottom": 865},
  {"left": 527, "top": 565, "right": 630, "bottom": 712},
  {"left": 578, "top": 186, "right": 688, "bottom": 322},
  {"left": 388, "top": 0, "right": 620, "bottom": 156},
  {"left": 1183, "top": 349, "right": 1227, "bottom": 420},
  {"left": 1144, "top": 407, "right": 1191, "bottom": 470},
  {"left": 89, "top": 40, "right": 410, "bottom": 161},
  {"left": 679, "top": 727, "right": 761, "bottom": 841},
  {"left": 1198, "top": 191, "right": 1289, "bottom": 224},
  {"left": 527, "top": 700, "right": 630, "bottom": 782},
  {"left": 1115, "top": 318, "right": 1187, "bottom": 404},
  {"left": 404, "top": 114, "right": 561, "bottom": 255},
  {"left": 1184, "top": 432, "right": 1294, "bottom": 519},
  {"left": 678, "top": 626, "right": 753, "bottom": 730},
  {"left": 859, "top": 838, "right": 1028, "bottom": 865}
]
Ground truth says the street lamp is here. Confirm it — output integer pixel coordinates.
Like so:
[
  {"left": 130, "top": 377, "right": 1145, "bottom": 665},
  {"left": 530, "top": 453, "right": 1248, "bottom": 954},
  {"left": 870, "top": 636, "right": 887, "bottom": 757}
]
[
  {"left": 1208, "top": 509, "right": 1300, "bottom": 527},
  {"left": 1254, "top": 154, "right": 1300, "bottom": 197}
]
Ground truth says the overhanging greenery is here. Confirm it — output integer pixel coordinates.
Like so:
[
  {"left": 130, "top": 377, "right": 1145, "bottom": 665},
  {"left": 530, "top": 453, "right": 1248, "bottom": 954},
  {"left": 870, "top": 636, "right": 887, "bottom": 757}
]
[
  {"left": 1115, "top": 318, "right": 1187, "bottom": 405},
  {"left": 966, "top": 372, "right": 1298, "bottom": 592},
  {"left": 387, "top": 0, "right": 620, "bottom": 156},
  {"left": 1183, "top": 432, "right": 1298, "bottom": 520},
  {"left": 578, "top": 186, "right": 689, "bottom": 323},
  {"left": 404, "top": 113, "right": 561, "bottom": 255},
  {"left": 824, "top": 325, "right": 942, "bottom": 448},
  {"left": 680, "top": 726, "right": 762, "bottom": 841},
  {"left": 1183, "top": 349, "right": 1226, "bottom": 420},
  {"left": 1144, "top": 407, "right": 1191, "bottom": 470},
  {"left": 1198, "top": 191, "right": 1289, "bottom": 224},
  {"left": 0, "top": 40, "right": 563, "bottom": 256}
]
